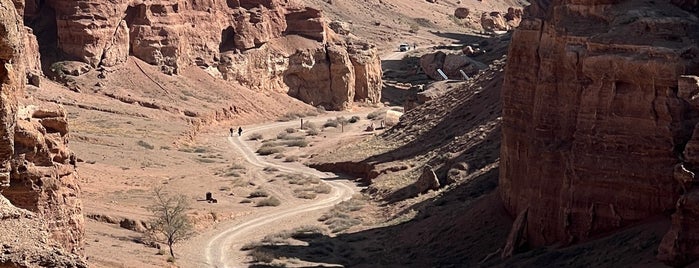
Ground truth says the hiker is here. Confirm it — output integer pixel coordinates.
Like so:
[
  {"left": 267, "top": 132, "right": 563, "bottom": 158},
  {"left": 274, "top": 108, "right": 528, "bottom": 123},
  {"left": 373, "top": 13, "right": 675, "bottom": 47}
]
[
  {"left": 229, "top": 128, "right": 234, "bottom": 137},
  {"left": 238, "top": 127, "right": 243, "bottom": 136}
]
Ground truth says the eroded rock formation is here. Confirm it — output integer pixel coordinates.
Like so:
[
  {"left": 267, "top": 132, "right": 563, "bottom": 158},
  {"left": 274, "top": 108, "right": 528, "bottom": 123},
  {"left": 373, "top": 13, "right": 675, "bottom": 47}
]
[
  {"left": 419, "top": 51, "right": 485, "bottom": 80},
  {"left": 18, "top": 0, "right": 381, "bottom": 110},
  {"left": 480, "top": 8, "right": 521, "bottom": 32},
  {"left": 500, "top": 0, "right": 699, "bottom": 264},
  {"left": 0, "top": 0, "right": 84, "bottom": 265}
]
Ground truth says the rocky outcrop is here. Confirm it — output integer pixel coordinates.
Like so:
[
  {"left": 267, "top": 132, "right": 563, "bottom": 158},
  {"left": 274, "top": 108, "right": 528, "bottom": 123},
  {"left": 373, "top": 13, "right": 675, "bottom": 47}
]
[
  {"left": 0, "top": 0, "right": 84, "bottom": 264},
  {"left": 480, "top": 8, "right": 521, "bottom": 32},
  {"left": 454, "top": 7, "right": 470, "bottom": 19},
  {"left": 420, "top": 52, "right": 485, "bottom": 80},
  {"left": 414, "top": 165, "right": 440, "bottom": 194},
  {"left": 500, "top": 0, "right": 699, "bottom": 263},
  {"left": 18, "top": 0, "right": 381, "bottom": 110}
]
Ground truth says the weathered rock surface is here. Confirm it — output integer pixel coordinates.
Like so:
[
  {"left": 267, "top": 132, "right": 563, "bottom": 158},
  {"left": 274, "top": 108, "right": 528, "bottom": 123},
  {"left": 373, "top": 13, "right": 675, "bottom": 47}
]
[
  {"left": 414, "top": 165, "right": 440, "bottom": 194},
  {"left": 480, "top": 8, "right": 521, "bottom": 32},
  {"left": 17, "top": 0, "right": 381, "bottom": 110},
  {"left": 500, "top": 0, "right": 699, "bottom": 264},
  {"left": 0, "top": 0, "right": 84, "bottom": 265},
  {"left": 420, "top": 51, "right": 485, "bottom": 80}
]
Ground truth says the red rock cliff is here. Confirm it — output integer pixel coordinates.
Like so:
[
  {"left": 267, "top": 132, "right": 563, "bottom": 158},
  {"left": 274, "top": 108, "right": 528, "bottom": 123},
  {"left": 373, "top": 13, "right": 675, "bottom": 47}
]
[
  {"left": 19, "top": 0, "right": 381, "bottom": 110},
  {"left": 0, "top": 0, "right": 84, "bottom": 264},
  {"left": 500, "top": 0, "right": 699, "bottom": 262}
]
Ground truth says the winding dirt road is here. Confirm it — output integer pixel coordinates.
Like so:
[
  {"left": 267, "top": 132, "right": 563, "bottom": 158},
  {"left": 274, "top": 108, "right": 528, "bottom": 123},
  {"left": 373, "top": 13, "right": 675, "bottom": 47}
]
[{"left": 179, "top": 116, "right": 362, "bottom": 268}]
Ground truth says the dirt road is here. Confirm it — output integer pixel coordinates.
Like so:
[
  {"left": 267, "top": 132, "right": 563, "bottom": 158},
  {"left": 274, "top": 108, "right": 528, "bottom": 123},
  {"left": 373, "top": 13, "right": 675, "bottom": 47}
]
[{"left": 179, "top": 115, "right": 364, "bottom": 268}]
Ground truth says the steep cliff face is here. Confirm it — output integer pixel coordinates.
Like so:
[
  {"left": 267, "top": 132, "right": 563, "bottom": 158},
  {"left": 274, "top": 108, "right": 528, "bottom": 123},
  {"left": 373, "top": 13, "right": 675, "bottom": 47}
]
[
  {"left": 19, "top": 0, "right": 381, "bottom": 110},
  {"left": 500, "top": 0, "right": 699, "bottom": 262},
  {"left": 0, "top": 0, "right": 84, "bottom": 264}
]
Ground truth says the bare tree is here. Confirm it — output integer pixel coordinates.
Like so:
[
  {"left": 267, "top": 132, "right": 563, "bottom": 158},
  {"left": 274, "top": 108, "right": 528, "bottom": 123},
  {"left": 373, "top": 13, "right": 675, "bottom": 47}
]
[{"left": 147, "top": 187, "right": 195, "bottom": 258}]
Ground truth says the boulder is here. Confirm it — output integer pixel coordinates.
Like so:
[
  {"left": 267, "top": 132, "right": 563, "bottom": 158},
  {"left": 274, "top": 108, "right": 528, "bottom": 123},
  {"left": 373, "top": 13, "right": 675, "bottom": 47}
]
[
  {"left": 454, "top": 7, "right": 470, "bottom": 19},
  {"left": 414, "top": 165, "right": 440, "bottom": 194},
  {"left": 329, "top": 20, "right": 351, "bottom": 35}
]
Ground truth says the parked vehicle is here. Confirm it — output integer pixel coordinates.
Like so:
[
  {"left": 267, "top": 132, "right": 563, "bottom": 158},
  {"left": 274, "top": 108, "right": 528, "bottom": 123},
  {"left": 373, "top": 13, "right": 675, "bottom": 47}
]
[{"left": 399, "top": 43, "right": 410, "bottom": 52}]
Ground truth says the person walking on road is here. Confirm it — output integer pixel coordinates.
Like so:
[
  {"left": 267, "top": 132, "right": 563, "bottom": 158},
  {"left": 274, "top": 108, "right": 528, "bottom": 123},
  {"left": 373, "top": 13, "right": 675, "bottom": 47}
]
[
  {"left": 238, "top": 127, "right": 243, "bottom": 136},
  {"left": 229, "top": 128, "right": 234, "bottom": 137}
]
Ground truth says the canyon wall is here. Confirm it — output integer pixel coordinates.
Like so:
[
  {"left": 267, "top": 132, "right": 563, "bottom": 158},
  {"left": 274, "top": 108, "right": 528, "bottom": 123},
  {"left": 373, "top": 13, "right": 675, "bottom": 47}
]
[
  {"left": 1, "top": 0, "right": 84, "bottom": 265},
  {"left": 500, "top": 0, "right": 699, "bottom": 264},
  {"left": 17, "top": 0, "right": 381, "bottom": 110}
]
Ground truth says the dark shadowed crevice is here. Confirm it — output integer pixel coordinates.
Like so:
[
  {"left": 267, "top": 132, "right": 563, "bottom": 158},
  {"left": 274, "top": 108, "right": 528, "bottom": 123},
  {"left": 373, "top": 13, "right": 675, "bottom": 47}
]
[
  {"left": 219, "top": 27, "right": 236, "bottom": 52},
  {"left": 23, "top": 2, "right": 58, "bottom": 74}
]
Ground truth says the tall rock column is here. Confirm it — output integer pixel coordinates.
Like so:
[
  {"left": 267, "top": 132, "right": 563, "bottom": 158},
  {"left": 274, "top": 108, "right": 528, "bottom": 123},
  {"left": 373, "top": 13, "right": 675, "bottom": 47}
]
[
  {"left": 500, "top": 0, "right": 699, "bottom": 254},
  {"left": 1, "top": 0, "right": 84, "bottom": 255}
]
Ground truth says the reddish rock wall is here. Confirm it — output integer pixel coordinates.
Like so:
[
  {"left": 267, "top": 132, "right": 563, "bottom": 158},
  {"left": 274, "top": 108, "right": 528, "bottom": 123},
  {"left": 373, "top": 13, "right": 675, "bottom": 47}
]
[
  {"left": 0, "top": 0, "right": 84, "bottom": 261},
  {"left": 500, "top": 0, "right": 699, "bottom": 263},
  {"left": 17, "top": 0, "right": 381, "bottom": 110}
]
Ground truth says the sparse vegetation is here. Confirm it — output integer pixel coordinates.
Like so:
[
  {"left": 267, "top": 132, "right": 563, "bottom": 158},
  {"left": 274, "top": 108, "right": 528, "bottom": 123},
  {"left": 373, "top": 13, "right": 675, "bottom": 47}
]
[
  {"left": 137, "top": 140, "right": 155, "bottom": 150},
  {"left": 284, "top": 155, "right": 299, "bottom": 162},
  {"left": 324, "top": 118, "right": 339, "bottom": 128},
  {"left": 248, "top": 133, "right": 264, "bottom": 140},
  {"left": 285, "top": 128, "right": 296, "bottom": 133},
  {"left": 307, "top": 128, "right": 320, "bottom": 136},
  {"left": 263, "top": 166, "right": 279, "bottom": 172},
  {"left": 318, "top": 196, "right": 367, "bottom": 233},
  {"left": 256, "top": 196, "right": 281, "bottom": 207},
  {"left": 249, "top": 189, "right": 269, "bottom": 198},
  {"left": 279, "top": 173, "right": 321, "bottom": 185},
  {"left": 257, "top": 146, "right": 284, "bottom": 156},
  {"left": 146, "top": 187, "right": 195, "bottom": 258},
  {"left": 349, "top": 115, "right": 360, "bottom": 123},
  {"left": 367, "top": 110, "right": 385, "bottom": 120}
]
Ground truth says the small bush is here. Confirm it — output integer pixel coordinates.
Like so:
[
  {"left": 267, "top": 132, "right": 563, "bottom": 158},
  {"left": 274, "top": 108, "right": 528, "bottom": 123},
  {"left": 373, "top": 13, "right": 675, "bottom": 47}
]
[
  {"left": 305, "top": 122, "right": 318, "bottom": 130},
  {"left": 285, "top": 128, "right": 296, "bottom": 133},
  {"left": 241, "top": 241, "right": 261, "bottom": 250},
  {"left": 250, "top": 250, "right": 275, "bottom": 263},
  {"left": 193, "top": 147, "right": 207, "bottom": 153},
  {"left": 285, "top": 139, "right": 309, "bottom": 147},
  {"left": 324, "top": 119, "right": 339, "bottom": 128},
  {"left": 307, "top": 128, "right": 320, "bottom": 136},
  {"left": 167, "top": 256, "right": 176, "bottom": 263},
  {"left": 249, "top": 189, "right": 269, "bottom": 198},
  {"left": 367, "top": 110, "right": 384, "bottom": 120},
  {"left": 263, "top": 166, "right": 279, "bottom": 172},
  {"left": 137, "top": 140, "right": 155, "bottom": 150},
  {"left": 312, "top": 184, "right": 332, "bottom": 194},
  {"left": 240, "top": 199, "right": 253, "bottom": 203},
  {"left": 284, "top": 156, "right": 299, "bottom": 162},
  {"left": 294, "top": 190, "right": 317, "bottom": 199},
  {"left": 257, "top": 146, "right": 284, "bottom": 156},
  {"left": 316, "top": 106, "right": 327, "bottom": 114},
  {"left": 248, "top": 133, "right": 263, "bottom": 140},
  {"left": 256, "top": 196, "right": 281, "bottom": 207},
  {"left": 349, "top": 116, "right": 360, "bottom": 123}
]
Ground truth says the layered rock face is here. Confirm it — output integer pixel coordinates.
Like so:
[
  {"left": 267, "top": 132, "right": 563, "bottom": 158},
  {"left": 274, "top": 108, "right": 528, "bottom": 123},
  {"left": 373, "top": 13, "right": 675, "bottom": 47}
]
[
  {"left": 18, "top": 0, "right": 381, "bottom": 110},
  {"left": 500, "top": 0, "right": 699, "bottom": 263},
  {"left": 1, "top": 0, "right": 84, "bottom": 263}
]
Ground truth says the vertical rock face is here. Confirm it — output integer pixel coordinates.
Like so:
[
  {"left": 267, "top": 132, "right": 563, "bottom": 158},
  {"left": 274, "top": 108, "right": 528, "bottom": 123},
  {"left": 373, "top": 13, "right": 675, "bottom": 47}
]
[
  {"left": 500, "top": 0, "right": 699, "bottom": 259},
  {"left": 0, "top": 0, "right": 84, "bottom": 261},
  {"left": 18, "top": 0, "right": 380, "bottom": 109}
]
